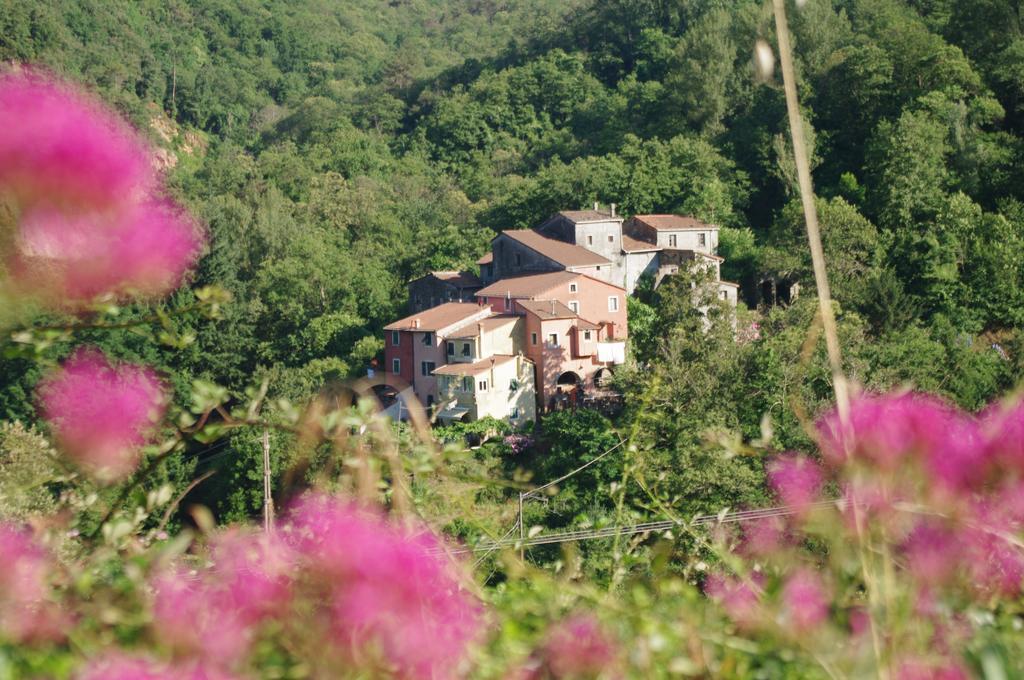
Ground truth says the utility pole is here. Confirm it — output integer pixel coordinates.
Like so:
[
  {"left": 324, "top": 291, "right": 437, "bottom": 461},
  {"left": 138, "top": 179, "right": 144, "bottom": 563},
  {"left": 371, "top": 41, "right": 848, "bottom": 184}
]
[
  {"left": 518, "top": 492, "right": 525, "bottom": 560},
  {"left": 262, "top": 427, "right": 274, "bottom": 532}
]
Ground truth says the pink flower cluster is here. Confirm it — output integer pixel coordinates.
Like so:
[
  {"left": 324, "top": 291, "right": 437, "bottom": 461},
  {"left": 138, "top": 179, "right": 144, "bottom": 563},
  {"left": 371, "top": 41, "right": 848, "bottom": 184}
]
[
  {"left": 510, "top": 613, "right": 621, "bottom": 680},
  {"left": 90, "top": 494, "right": 482, "bottom": 679},
  {"left": 38, "top": 348, "right": 166, "bottom": 482},
  {"left": 285, "top": 494, "right": 483, "bottom": 679},
  {"left": 0, "top": 70, "right": 203, "bottom": 305},
  {"left": 712, "top": 391, "right": 1024, "bottom": 673},
  {"left": 76, "top": 653, "right": 238, "bottom": 680},
  {"left": 0, "top": 523, "right": 67, "bottom": 643},
  {"left": 151, "top": 529, "right": 292, "bottom": 670}
]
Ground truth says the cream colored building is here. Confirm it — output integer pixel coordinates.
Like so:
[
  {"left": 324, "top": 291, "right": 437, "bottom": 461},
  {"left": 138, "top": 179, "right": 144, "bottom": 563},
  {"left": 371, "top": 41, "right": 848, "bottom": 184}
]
[{"left": 434, "top": 354, "right": 536, "bottom": 425}]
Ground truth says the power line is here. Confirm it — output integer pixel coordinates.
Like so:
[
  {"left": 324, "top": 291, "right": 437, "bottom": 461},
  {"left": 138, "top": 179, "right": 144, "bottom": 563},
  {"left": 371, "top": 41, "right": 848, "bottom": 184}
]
[
  {"left": 523, "top": 438, "right": 627, "bottom": 500},
  {"left": 438, "top": 500, "right": 842, "bottom": 556}
]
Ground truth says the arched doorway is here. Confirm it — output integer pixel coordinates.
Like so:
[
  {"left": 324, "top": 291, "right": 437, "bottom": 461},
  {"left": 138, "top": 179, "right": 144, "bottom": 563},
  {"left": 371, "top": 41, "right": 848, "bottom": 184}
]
[
  {"left": 594, "top": 367, "right": 613, "bottom": 389},
  {"left": 557, "top": 371, "right": 582, "bottom": 387}
]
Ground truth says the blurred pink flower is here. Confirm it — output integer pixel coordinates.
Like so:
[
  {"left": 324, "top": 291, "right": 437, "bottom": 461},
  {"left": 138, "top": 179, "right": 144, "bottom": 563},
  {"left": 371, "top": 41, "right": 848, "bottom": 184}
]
[
  {"left": 780, "top": 568, "right": 829, "bottom": 633},
  {"left": 38, "top": 348, "right": 166, "bottom": 482},
  {"left": 538, "top": 613, "right": 621, "bottom": 679},
  {"left": 981, "top": 400, "right": 1024, "bottom": 473},
  {"left": 0, "top": 523, "right": 66, "bottom": 643},
  {"left": 902, "top": 522, "right": 959, "bottom": 587},
  {"left": 77, "top": 654, "right": 240, "bottom": 680},
  {"left": 151, "top": 530, "right": 293, "bottom": 668},
  {"left": 817, "top": 393, "right": 984, "bottom": 492},
  {"left": 286, "top": 494, "right": 482, "bottom": 679},
  {"left": 0, "top": 70, "right": 154, "bottom": 212},
  {"left": 767, "top": 454, "right": 824, "bottom": 514},
  {"left": 705, "top": 572, "right": 762, "bottom": 629},
  {"left": 738, "top": 515, "right": 789, "bottom": 558},
  {"left": 895, "top": 657, "right": 970, "bottom": 680},
  {"left": 10, "top": 197, "right": 203, "bottom": 304}
]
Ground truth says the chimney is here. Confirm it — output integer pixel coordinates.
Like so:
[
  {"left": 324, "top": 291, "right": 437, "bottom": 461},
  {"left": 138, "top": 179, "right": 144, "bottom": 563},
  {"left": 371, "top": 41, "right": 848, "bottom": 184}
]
[
  {"left": 550, "top": 300, "right": 556, "bottom": 316},
  {"left": 413, "top": 318, "right": 421, "bottom": 329},
  {"left": 610, "top": 203, "right": 617, "bottom": 217}
]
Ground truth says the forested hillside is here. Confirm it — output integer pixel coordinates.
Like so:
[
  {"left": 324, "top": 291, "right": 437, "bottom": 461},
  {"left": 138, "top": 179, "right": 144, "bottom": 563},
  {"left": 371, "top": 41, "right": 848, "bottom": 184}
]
[{"left": 2, "top": 0, "right": 1024, "bottom": 519}]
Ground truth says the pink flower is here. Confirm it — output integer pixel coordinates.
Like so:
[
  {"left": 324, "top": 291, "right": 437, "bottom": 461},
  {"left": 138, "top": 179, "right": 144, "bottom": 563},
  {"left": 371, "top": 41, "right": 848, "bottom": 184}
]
[
  {"left": 780, "top": 568, "right": 829, "bottom": 633},
  {"left": 38, "top": 348, "right": 166, "bottom": 482},
  {"left": 10, "top": 198, "right": 203, "bottom": 303},
  {"left": 77, "top": 654, "right": 240, "bottom": 680},
  {"left": 981, "top": 400, "right": 1024, "bottom": 474},
  {"left": 286, "top": 494, "right": 482, "bottom": 679},
  {"left": 151, "top": 530, "right": 293, "bottom": 668},
  {"left": 0, "top": 70, "right": 205, "bottom": 306},
  {"left": 705, "top": 572, "right": 762, "bottom": 628},
  {"left": 817, "top": 393, "right": 984, "bottom": 492},
  {"left": 537, "top": 613, "right": 621, "bottom": 679},
  {"left": 895, "top": 657, "right": 971, "bottom": 680},
  {"left": 738, "top": 515, "right": 788, "bottom": 558},
  {"left": 0, "top": 523, "right": 66, "bottom": 643},
  {"left": 767, "top": 454, "right": 824, "bottom": 514},
  {"left": 902, "top": 522, "right": 959, "bottom": 587},
  {"left": 0, "top": 70, "right": 155, "bottom": 212}
]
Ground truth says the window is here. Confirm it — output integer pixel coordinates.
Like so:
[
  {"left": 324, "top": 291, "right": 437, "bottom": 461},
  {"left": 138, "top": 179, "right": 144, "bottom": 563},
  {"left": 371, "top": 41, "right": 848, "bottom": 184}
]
[
  {"left": 608, "top": 296, "right": 619, "bottom": 312},
  {"left": 584, "top": 330, "right": 592, "bottom": 341},
  {"left": 478, "top": 380, "right": 488, "bottom": 392},
  {"left": 421, "top": 361, "right": 436, "bottom": 376},
  {"left": 548, "top": 333, "right": 558, "bottom": 346},
  {"left": 462, "top": 376, "right": 473, "bottom": 392},
  {"left": 392, "top": 358, "right": 401, "bottom": 373},
  {"left": 608, "top": 235, "right": 614, "bottom": 243},
  {"left": 569, "top": 283, "right": 578, "bottom": 293},
  {"left": 720, "top": 290, "right": 728, "bottom": 300},
  {"left": 587, "top": 235, "right": 593, "bottom": 246},
  {"left": 568, "top": 301, "right": 579, "bottom": 313},
  {"left": 509, "top": 379, "right": 519, "bottom": 391},
  {"left": 699, "top": 232, "right": 707, "bottom": 247},
  {"left": 514, "top": 253, "right": 522, "bottom": 267},
  {"left": 531, "top": 332, "right": 538, "bottom": 345},
  {"left": 668, "top": 234, "right": 677, "bottom": 248},
  {"left": 422, "top": 332, "right": 433, "bottom": 345},
  {"left": 461, "top": 343, "right": 471, "bottom": 357},
  {"left": 504, "top": 297, "right": 512, "bottom": 311},
  {"left": 596, "top": 266, "right": 601, "bottom": 271},
  {"left": 446, "top": 342, "right": 455, "bottom": 355},
  {"left": 510, "top": 406, "right": 520, "bottom": 419},
  {"left": 391, "top": 330, "right": 400, "bottom": 346}
]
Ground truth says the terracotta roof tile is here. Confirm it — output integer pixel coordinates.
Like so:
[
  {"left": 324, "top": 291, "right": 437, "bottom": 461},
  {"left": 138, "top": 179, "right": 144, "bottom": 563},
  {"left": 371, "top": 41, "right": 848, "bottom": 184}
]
[
  {"left": 517, "top": 299, "right": 577, "bottom": 320},
  {"left": 632, "top": 214, "right": 717, "bottom": 231},
  {"left": 432, "top": 355, "right": 519, "bottom": 376},
  {"left": 501, "top": 230, "right": 611, "bottom": 267},
  {"left": 557, "top": 209, "right": 620, "bottom": 223},
  {"left": 384, "top": 303, "right": 488, "bottom": 332},
  {"left": 477, "top": 252, "right": 493, "bottom": 265},
  {"left": 446, "top": 315, "right": 519, "bottom": 339},
  {"left": 476, "top": 271, "right": 581, "bottom": 298},
  {"left": 621, "top": 234, "right": 660, "bottom": 253}
]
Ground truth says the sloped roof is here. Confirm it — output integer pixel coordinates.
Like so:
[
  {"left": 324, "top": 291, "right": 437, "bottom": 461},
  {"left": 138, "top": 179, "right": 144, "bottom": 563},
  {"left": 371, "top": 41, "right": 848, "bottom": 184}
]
[
  {"left": 517, "top": 299, "right": 578, "bottom": 321},
  {"left": 476, "top": 271, "right": 581, "bottom": 299},
  {"left": 500, "top": 230, "right": 611, "bottom": 267},
  {"left": 477, "top": 252, "right": 493, "bottom": 265},
  {"left": 621, "top": 234, "right": 660, "bottom": 253},
  {"left": 575, "top": 318, "right": 602, "bottom": 330},
  {"left": 632, "top": 214, "right": 717, "bottom": 231},
  {"left": 411, "top": 271, "right": 481, "bottom": 288},
  {"left": 557, "top": 209, "right": 620, "bottom": 223},
  {"left": 446, "top": 315, "right": 519, "bottom": 339},
  {"left": 433, "top": 355, "right": 519, "bottom": 376},
  {"left": 384, "top": 303, "right": 487, "bottom": 332}
]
